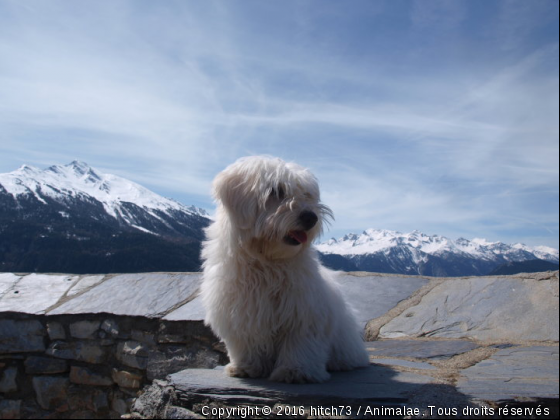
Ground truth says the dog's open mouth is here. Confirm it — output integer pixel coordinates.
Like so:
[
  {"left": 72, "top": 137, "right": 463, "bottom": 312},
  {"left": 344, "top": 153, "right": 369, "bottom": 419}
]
[{"left": 284, "top": 230, "right": 308, "bottom": 246}]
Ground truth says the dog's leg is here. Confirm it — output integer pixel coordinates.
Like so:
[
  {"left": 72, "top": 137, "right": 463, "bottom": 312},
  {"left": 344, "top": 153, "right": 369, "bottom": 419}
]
[
  {"left": 222, "top": 337, "right": 274, "bottom": 379},
  {"left": 327, "top": 335, "right": 370, "bottom": 371},
  {"left": 269, "top": 334, "right": 331, "bottom": 384},
  {"left": 327, "top": 311, "right": 370, "bottom": 371}
]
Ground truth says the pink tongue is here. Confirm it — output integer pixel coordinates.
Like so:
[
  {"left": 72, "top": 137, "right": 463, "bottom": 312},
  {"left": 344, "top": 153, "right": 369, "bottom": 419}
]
[{"left": 289, "top": 230, "right": 308, "bottom": 244}]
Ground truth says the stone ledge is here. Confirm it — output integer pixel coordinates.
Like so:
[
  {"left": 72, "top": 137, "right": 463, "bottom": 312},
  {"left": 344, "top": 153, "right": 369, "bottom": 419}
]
[
  {"left": 130, "top": 341, "right": 559, "bottom": 419},
  {"left": 2, "top": 271, "right": 558, "bottom": 344}
]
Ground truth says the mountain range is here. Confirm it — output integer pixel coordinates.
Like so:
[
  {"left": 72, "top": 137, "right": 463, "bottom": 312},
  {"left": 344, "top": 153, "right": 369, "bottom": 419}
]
[
  {"left": 316, "top": 229, "right": 559, "bottom": 277},
  {"left": 1, "top": 161, "right": 558, "bottom": 276},
  {"left": 0, "top": 161, "right": 210, "bottom": 273}
]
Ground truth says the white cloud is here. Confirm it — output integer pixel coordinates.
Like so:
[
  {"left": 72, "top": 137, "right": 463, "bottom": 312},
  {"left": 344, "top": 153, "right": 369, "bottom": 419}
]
[{"left": 0, "top": 0, "right": 557, "bottom": 248}]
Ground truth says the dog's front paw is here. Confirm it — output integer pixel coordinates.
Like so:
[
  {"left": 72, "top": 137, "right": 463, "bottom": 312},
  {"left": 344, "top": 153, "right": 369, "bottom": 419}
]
[
  {"left": 225, "top": 363, "right": 271, "bottom": 379},
  {"left": 224, "top": 363, "right": 250, "bottom": 378},
  {"left": 269, "top": 366, "right": 330, "bottom": 384}
]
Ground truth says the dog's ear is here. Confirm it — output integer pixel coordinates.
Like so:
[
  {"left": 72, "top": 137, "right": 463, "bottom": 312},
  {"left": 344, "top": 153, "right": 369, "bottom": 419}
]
[{"left": 212, "top": 170, "right": 257, "bottom": 230}]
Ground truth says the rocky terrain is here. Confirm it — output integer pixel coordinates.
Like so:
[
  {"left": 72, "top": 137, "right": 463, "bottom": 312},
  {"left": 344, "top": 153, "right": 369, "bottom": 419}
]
[{"left": 0, "top": 270, "right": 558, "bottom": 419}]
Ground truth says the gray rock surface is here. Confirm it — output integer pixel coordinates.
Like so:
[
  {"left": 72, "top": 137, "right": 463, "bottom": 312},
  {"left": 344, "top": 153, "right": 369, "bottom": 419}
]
[
  {"left": 0, "top": 366, "right": 18, "bottom": 393},
  {"left": 47, "top": 321, "right": 66, "bottom": 340},
  {"left": 379, "top": 273, "right": 559, "bottom": 341},
  {"left": 49, "top": 273, "right": 202, "bottom": 317},
  {"left": 117, "top": 340, "right": 150, "bottom": 369},
  {"left": 32, "top": 376, "right": 70, "bottom": 411},
  {"left": 457, "top": 346, "right": 560, "bottom": 402},
  {"left": 367, "top": 339, "right": 479, "bottom": 359},
  {"left": 2, "top": 271, "right": 556, "bottom": 345},
  {"left": 168, "top": 365, "right": 432, "bottom": 404},
  {"left": 371, "top": 358, "right": 437, "bottom": 371},
  {"left": 0, "top": 273, "right": 21, "bottom": 296},
  {"left": 0, "top": 274, "right": 76, "bottom": 314},
  {"left": 0, "top": 399, "right": 21, "bottom": 419},
  {"left": 331, "top": 273, "right": 430, "bottom": 326},
  {"left": 24, "top": 356, "right": 68, "bottom": 375},
  {"left": 163, "top": 295, "right": 206, "bottom": 321},
  {"left": 132, "top": 342, "right": 559, "bottom": 418},
  {"left": 65, "top": 275, "right": 105, "bottom": 297},
  {"left": 0, "top": 319, "right": 46, "bottom": 353},
  {"left": 69, "top": 320, "right": 101, "bottom": 339},
  {"left": 0, "top": 272, "right": 432, "bottom": 326},
  {"left": 46, "top": 340, "right": 107, "bottom": 364},
  {"left": 128, "top": 271, "right": 559, "bottom": 419},
  {"left": 69, "top": 365, "right": 114, "bottom": 386},
  {"left": 147, "top": 345, "right": 223, "bottom": 381},
  {"left": 112, "top": 369, "right": 143, "bottom": 389}
]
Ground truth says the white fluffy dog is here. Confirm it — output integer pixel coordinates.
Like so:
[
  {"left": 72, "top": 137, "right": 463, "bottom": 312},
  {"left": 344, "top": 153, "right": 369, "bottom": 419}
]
[{"left": 200, "top": 156, "right": 369, "bottom": 383}]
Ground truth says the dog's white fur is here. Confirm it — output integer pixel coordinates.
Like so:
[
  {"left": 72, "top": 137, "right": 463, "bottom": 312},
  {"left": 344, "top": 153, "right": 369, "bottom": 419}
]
[{"left": 200, "top": 156, "right": 369, "bottom": 383}]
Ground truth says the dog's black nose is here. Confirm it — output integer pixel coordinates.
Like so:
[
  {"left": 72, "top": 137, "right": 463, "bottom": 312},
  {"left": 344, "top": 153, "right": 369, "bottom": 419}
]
[{"left": 299, "top": 211, "right": 318, "bottom": 230}]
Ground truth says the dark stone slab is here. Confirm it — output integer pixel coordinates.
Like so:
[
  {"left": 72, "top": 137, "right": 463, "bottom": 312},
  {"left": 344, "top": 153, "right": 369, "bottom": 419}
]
[
  {"left": 366, "top": 339, "right": 479, "bottom": 360},
  {"left": 25, "top": 356, "right": 68, "bottom": 374},
  {"left": 0, "top": 367, "right": 18, "bottom": 393},
  {"left": 0, "top": 400, "right": 21, "bottom": 419},
  {"left": 132, "top": 343, "right": 560, "bottom": 418},
  {"left": 32, "top": 376, "right": 70, "bottom": 411},
  {"left": 167, "top": 365, "right": 433, "bottom": 406},
  {"left": 371, "top": 358, "right": 437, "bottom": 371},
  {"left": 457, "top": 346, "right": 559, "bottom": 402},
  {"left": 116, "top": 340, "right": 149, "bottom": 370},
  {"left": 0, "top": 319, "right": 46, "bottom": 353},
  {"left": 69, "top": 366, "right": 113, "bottom": 386},
  {"left": 147, "top": 345, "right": 222, "bottom": 381},
  {"left": 46, "top": 341, "right": 106, "bottom": 364}
]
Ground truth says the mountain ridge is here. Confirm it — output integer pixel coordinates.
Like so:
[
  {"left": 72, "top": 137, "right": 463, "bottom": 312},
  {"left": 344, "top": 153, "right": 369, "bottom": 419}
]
[
  {"left": 0, "top": 160, "right": 209, "bottom": 233},
  {"left": 2, "top": 162, "right": 557, "bottom": 277},
  {"left": 317, "top": 229, "right": 558, "bottom": 277},
  {"left": 0, "top": 161, "right": 210, "bottom": 273}
]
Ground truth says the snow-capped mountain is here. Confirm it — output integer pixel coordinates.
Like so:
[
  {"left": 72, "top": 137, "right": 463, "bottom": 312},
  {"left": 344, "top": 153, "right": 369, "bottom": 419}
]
[
  {"left": 317, "top": 229, "right": 559, "bottom": 277},
  {"left": 0, "top": 160, "right": 209, "bottom": 235},
  {"left": 2, "top": 162, "right": 557, "bottom": 277},
  {"left": 0, "top": 161, "right": 211, "bottom": 273}
]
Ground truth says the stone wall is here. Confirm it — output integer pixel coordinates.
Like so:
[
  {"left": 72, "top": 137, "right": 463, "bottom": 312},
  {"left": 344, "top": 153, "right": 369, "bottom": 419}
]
[{"left": 0, "top": 312, "right": 225, "bottom": 419}]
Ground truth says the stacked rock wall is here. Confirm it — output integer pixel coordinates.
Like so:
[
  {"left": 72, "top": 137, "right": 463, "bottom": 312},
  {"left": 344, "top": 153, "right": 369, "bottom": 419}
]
[
  {"left": 0, "top": 272, "right": 224, "bottom": 419},
  {"left": 0, "top": 313, "right": 225, "bottom": 419}
]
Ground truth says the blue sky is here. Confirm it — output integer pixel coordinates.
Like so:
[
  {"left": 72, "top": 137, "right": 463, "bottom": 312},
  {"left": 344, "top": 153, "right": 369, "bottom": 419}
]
[{"left": 1, "top": 0, "right": 558, "bottom": 248}]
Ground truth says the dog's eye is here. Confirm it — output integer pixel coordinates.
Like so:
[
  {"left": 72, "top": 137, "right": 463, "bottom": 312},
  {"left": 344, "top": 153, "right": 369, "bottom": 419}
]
[{"left": 270, "top": 187, "right": 285, "bottom": 200}]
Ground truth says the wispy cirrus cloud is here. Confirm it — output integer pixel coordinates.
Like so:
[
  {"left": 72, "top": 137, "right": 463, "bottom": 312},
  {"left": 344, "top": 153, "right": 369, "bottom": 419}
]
[{"left": 0, "top": 0, "right": 558, "bottom": 247}]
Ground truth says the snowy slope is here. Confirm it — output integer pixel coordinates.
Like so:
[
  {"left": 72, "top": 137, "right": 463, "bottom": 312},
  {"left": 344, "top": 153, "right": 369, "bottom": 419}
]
[
  {"left": 0, "top": 161, "right": 211, "bottom": 273},
  {"left": 0, "top": 161, "right": 209, "bottom": 233},
  {"left": 0, "top": 161, "right": 209, "bottom": 220}
]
